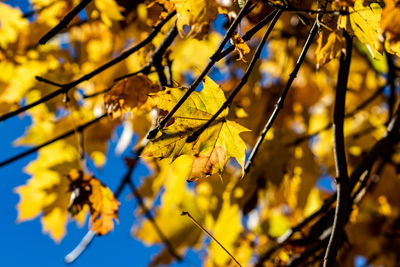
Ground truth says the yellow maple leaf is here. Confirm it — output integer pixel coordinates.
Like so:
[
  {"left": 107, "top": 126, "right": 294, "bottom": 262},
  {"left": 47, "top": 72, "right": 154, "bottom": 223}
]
[
  {"left": 15, "top": 141, "right": 79, "bottom": 242},
  {"left": 381, "top": 0, "right": 400, "bottom": 55},
  {"left": 338, "top": 0, "right": 383, "bottom": 57},
  {"left": 104, "top": 74, "right": 159, "bottom": 118},
  {"left": 315, "top": 29, "right": 345, "bottom": 68},
  {"left": 172, "top": 0, "right": 218, "bottom": 39},
  {"left": 142, "top": 76, "right": 248, "bottom": 180}
]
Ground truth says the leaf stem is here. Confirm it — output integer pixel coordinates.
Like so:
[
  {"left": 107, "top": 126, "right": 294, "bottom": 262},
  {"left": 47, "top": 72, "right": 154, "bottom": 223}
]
[
  {"left": 181, "top": 211, "right": 242, "bottom": 267},
  {"left": 0, "top": 114, "right": 107, "bottom": 168}
]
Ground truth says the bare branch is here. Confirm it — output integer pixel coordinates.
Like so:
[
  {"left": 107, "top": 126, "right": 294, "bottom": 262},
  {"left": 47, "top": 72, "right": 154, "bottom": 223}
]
[
  {"left": 0, "top": 114, "right": 108, "bottom": 168},
  {"left": 151, "top": 24, "right": 179, "bottom": 87},
  {"left": 217, "top": 9, "right": 279, "bottom": 60},
  {"left": 39, "top": 0, "right": 92, "bottom": 44},
  {"left": 243, "top": 18, "right": 320, "bottom": 176},
  {"left": 186, "top": 10, "right": 282, "bottom": 143},
  {"left": 323, "top": 30, "right": 352, "bottom": 267},
  {"left": 386, "top": 52, "right": 396, "bottom": 125}
]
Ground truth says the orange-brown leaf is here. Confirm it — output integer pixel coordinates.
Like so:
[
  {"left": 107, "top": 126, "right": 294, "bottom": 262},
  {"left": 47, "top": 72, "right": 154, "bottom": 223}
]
[
  {"left": 67, "top": 170, "right": 120, "bottom": 235},
  {"left": 104, "top": 74, "right": 159, "bottom": 118}
]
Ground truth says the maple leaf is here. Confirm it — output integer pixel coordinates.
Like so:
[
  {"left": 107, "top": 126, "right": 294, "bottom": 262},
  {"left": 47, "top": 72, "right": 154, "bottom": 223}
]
[
  {"left": 315, "top": 29, "right": 345, "bottom": 68},
  {"left": 15, "top": 141, "right": 80, "bottom": 242},
  {"left": 172, "top": 0, "right": 219, "bottom": 39},
  {"left": 338, "top": 0, "right": 383, "bottom": 57},
  {"left": 67, "top": 170, "right": 120, "bottom": 235},
  {"left": 104, "top": 74, "right": 159, "bottom": 118},
  {"left": 142, "top": 76, "right": 248, "bottom": 180},
  {"left": 381, "top": 0, "right": 400, "bottom": 55}
]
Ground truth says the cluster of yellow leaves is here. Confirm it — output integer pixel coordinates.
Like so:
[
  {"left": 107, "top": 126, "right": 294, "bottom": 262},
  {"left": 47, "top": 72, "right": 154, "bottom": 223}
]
[
  {"left": 142, "top": 76, "right": 248, "bottom": 180},
  {"left": 3, "top": 0, "right": 400, "bottom": 266},
  {"left": 67, "top": 169, "right": 119, "bottom": 235}
]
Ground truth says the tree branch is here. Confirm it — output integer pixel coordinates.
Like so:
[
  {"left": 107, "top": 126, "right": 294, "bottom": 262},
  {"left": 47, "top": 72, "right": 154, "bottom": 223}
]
[
  {"left": 243, "top": 18, "right": 320, "bottom": 176},
  {"left": 146, "top": 0, "right": 255, "bottom": 139},
  {"left": 151, "top": 24, "right": 178, "bottom": 87},
  {"left": 386, "top": 52, "right": 396, "bottom": 125},
  {"left": 0, "top": 114, "right": 107, "bottom": 168},
  {"left": 39, "top": 0, "right": 92, "bottom": 44},
  {"left": 323, "top": 31, "right": 352, "bottom": 267},
  {"left": 186, "top": 9, "right": 282, "bottom": 143}
]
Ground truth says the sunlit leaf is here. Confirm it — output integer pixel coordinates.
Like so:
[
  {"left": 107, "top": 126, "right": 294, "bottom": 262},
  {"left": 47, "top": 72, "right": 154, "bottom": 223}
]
[{"left": 142, "top": 76, "right": 249, "bottom": 180}]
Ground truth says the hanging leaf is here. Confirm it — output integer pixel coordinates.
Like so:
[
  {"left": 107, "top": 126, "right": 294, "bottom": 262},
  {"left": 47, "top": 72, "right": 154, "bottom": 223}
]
[
  {"left": 67, "top": 169, "right": 120, "bottom": 235},
  {"left": 104, "top": 74, "right": 159, "bottom": 118},
  {"left": 142, "top": 76, "right": 248, "bottom": 180}
]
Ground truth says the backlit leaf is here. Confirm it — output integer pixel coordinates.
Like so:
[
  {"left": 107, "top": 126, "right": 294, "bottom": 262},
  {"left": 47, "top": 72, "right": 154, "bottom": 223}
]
[
  {"left": 67, "top": 170, "right": 120, "bottom": 235},
  {"left": 142, "top": 76, "right": 249, "bottom": 180}
]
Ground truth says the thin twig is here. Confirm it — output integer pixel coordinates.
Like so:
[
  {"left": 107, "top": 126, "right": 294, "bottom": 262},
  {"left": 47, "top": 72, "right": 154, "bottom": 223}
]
[
  {"left": 181, "top": 211, "right": 242, "bottom": 267},
  {"left": 0, "top": 11, "right": 176, "bottom": 123},
  {"left": 186, "top": 10, "right": 282, "bottom": 143},
  {"left": 82, "top": 86, "right": 112, "bottom": 98},
  {"left": 0, "top": 114, "right": 107, "bottom": 168},
  {"left": 147, "top": 1, "right": 255, "bottom": 139},
  {"left": 243, "top": 19, "right": 320, "bottom": 176},
  {"left": 323, "top": 30, "right": 352, "bottom": 267},
  {"left": 35, "top": 76, "right": 63, "bottom": 87},
  {"left": 151, "top": 24, "right": 178, "bottom": 87},
  {"left": 39, "top": 0, "right": 92, "bottom": 44}
]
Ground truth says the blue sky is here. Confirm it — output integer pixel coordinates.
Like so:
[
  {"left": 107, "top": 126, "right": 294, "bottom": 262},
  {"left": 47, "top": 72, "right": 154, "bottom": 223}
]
[{"left": 0, "top": 115, "right": 199, "bottom": 267}]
